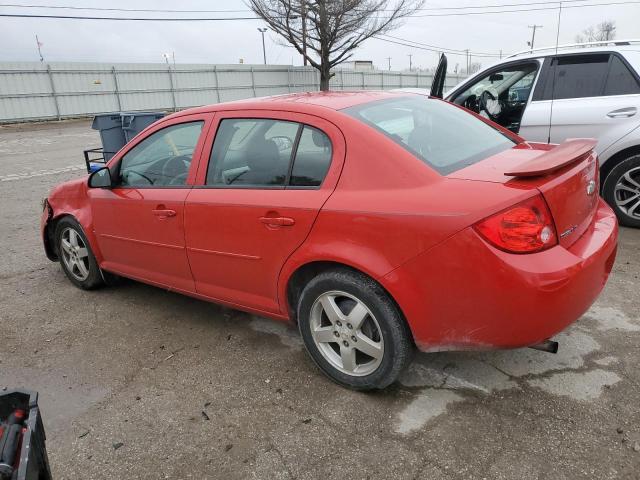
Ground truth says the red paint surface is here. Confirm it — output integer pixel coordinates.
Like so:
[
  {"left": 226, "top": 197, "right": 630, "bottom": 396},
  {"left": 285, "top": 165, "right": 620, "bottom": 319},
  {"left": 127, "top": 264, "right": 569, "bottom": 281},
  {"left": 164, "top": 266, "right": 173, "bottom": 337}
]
[{"left": 42, "top": 91, "right": 618, "bottom": 352}]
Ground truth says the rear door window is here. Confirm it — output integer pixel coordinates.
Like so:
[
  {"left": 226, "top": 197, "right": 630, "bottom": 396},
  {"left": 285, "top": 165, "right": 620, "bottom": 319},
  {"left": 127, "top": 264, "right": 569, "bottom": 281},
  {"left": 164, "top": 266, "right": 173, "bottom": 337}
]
[
  {"left": 206, "top": 118, "right": 333, "bottom": 188},
  {"left": 544, "top": 54, "right": 610, "bottom": 100},
  {"left": 290, "top": 126, "right": 332, "bottom": 187},
  {"left": 207, "top": 118, "right": 299, "bottom": 187},
  {"left": 604, "top": 55, "right": 640, "bottom": 96},
  {"left": 344, "top": 96, "right": 514, "bottom": 175}
]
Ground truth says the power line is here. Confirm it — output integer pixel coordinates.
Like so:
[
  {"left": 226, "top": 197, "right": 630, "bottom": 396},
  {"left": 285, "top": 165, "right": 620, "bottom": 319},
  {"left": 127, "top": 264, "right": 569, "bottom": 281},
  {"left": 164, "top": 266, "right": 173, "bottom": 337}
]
[
  {"left": 0, "top": 0, "right": 610, "bottom": 14},
  {"left": 0, "top": 13, "right": 259, "bottom": 21},
  {"left": 374, "top": 36, "right": 495, "bottom": 59},
  {"left": 1, "top": 0, "right": 639, "bottom": 17},
  {"left": 410, "top": 0, "right": 589, "bottom": 9},
  {"left": 380, "top": 34, "right": 503, "bottom": 57},
  {"left": 410, "top": 0, "right": 640, "bottom": 16},
  {"left": 0, "top": 3, "right": 252, "bottom": 13},
  {"left": 1, "top": 1, "right": 638, "bottom": 22}
]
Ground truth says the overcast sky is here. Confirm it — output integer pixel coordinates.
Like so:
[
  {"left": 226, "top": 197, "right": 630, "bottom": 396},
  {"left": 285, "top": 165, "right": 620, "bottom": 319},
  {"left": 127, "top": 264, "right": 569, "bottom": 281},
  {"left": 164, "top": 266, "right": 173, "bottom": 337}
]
[{"left": 1, "top": 0, "right": 640, "bottom": 71}]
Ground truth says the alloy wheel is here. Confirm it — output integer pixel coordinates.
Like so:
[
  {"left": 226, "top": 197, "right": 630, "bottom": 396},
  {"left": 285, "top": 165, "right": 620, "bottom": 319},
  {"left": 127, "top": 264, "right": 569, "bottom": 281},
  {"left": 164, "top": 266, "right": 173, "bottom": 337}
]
[
  {"left": 60, "top": 227, "right": 90, "bottom": 281},
  {"left": 309, "top": 290, "right": 384, "bottom": 376},
  {"left": 614, "top": 166, "right": 640, "bottom": 220}
]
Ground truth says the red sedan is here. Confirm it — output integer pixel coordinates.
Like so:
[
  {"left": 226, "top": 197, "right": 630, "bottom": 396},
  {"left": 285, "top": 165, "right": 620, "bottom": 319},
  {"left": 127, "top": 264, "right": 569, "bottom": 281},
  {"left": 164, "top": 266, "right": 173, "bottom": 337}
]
[{"left": 41, "top": 91, "right": 618, "bottom": 390}]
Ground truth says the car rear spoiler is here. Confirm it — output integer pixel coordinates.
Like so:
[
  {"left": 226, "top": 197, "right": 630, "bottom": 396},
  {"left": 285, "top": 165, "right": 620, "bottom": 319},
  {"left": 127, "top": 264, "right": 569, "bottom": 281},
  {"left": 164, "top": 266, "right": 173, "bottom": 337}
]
[{"left": 504, "top": 139, "right": 597, "bottom": 178}]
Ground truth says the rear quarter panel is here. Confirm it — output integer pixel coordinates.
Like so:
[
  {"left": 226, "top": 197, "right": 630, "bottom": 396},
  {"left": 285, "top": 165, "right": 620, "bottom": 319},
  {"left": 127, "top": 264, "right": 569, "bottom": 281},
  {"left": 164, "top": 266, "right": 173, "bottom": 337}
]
[{"left": 277, "top": 114, "right": 542, "bottom": 315}]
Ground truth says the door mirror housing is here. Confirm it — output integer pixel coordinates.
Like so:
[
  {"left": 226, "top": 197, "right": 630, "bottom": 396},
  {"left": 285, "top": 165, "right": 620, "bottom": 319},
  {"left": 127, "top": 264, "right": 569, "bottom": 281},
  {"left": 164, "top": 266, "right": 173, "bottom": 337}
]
[{"left": 88, "top": 167, "right": 112, "bottom": 188}]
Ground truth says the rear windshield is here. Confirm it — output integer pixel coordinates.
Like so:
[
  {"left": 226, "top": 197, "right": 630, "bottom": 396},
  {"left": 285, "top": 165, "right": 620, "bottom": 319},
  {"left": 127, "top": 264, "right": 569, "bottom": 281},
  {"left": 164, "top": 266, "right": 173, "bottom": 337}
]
[{"left": 343, "top": 96, "right": 515, "bottom": 175}]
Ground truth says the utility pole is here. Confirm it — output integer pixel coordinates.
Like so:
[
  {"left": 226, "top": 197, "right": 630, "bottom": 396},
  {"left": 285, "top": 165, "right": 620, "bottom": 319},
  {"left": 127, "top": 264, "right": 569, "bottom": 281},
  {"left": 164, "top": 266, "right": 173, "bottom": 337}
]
[
  {"left": 35, "top": 34, "right": 43, "bottom": 62},
  {"left": 386, "top": 57, "right": 391, "bottom": 71},
  {"left": 407, "top": 54, "right": 412, "bottom": 71},
  {"left": 528, "top": 25, "right": 543, "bottom": 51},
  {"left": 257, "top": 27, "right": 268, "bottom": 65},
  {"left": 465, "top": 49, "right": 469, "bottom": 74}
]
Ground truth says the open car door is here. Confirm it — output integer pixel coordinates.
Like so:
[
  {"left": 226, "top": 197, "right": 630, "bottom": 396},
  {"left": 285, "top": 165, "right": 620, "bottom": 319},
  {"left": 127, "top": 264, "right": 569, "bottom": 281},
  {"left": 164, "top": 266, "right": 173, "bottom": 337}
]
[{"left": 430, "top": 54, "right": 447, "bottom": 99}]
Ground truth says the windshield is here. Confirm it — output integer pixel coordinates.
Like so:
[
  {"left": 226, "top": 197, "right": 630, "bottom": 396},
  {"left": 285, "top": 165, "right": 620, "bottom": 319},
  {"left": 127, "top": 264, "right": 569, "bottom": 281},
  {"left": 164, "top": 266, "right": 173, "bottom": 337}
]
[{"left": 343, "top": 96, "right": 515, "bottom": 175}]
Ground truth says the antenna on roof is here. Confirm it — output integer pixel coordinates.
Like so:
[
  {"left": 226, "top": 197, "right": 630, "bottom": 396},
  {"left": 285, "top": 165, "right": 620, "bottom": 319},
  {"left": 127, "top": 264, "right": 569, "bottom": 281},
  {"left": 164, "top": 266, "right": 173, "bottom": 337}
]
[{"left": 547, "top": 1, "right": 563, "bottom": 144}]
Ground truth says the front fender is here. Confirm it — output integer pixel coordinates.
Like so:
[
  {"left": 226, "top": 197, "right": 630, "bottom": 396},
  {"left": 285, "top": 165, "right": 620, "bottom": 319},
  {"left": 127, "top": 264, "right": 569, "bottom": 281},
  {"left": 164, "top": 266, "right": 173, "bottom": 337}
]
[{"left": 43, "top": 179, "right": 104, "bottom": 264}]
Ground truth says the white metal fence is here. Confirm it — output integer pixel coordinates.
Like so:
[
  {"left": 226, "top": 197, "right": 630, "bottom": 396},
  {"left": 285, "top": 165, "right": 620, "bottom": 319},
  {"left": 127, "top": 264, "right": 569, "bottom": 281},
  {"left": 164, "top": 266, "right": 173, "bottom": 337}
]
[{"left": 0, "top": 62, "right": 467, "bottom": 123}]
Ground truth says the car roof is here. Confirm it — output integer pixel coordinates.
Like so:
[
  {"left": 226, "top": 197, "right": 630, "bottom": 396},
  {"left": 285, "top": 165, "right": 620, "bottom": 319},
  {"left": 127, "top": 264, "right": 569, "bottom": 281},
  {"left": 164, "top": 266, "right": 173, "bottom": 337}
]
[
  {"left": 504, "top": 39, "right": 640, "bottom": 61},
  {"left": 166, "top": 90, "right": 414, "bottom": 120}
]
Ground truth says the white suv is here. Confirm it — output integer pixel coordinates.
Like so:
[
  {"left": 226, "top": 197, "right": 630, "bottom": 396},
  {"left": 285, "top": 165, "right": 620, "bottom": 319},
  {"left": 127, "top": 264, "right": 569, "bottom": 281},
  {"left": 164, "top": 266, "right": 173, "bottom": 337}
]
[{"left": 440, "top": 40, "right": 640, "bottom": 227}]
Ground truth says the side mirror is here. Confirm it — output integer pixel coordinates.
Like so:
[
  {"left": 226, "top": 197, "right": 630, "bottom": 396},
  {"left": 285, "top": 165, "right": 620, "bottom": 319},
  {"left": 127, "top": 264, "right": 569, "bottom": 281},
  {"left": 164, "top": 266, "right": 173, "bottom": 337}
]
[
  {"left": 88, "top": 167, "right": 112, "bottom": 188},
  {"left": 489, "top": 73, "right": 504, "bottom": 82}
]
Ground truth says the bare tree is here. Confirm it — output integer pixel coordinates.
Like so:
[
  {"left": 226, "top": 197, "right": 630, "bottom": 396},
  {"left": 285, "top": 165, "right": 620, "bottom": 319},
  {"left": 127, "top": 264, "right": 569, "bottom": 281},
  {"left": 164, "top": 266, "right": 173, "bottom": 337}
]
[
  {"left": 575, "top": 20, "right": 617, "bottom": 43},
  {"left": 248, "top": 0, "right": 424, "bottom": 90}
]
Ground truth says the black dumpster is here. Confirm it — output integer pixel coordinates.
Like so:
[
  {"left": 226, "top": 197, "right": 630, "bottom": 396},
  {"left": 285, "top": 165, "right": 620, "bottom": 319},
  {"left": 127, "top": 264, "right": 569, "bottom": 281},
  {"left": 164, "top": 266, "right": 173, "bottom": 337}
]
[{"left": 0, "top": 390, "right": 52, "bottom": 480}]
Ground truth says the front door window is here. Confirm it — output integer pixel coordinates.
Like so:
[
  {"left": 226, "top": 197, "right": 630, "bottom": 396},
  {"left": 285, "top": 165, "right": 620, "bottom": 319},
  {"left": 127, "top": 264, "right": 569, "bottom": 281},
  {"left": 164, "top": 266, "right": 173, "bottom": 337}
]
[
  {"left": 452, "top": 62, "right": 539, "bottom": 133},
  {"left": 117, "top": 121, "right": 204, "bottom": 187}
]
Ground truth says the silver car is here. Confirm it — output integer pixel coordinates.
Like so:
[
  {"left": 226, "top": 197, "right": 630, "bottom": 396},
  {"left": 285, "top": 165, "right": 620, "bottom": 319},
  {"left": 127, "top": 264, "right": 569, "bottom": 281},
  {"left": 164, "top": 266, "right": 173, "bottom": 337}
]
[{"left": 431, "top": 40, "right": 640, "bottom": 227}]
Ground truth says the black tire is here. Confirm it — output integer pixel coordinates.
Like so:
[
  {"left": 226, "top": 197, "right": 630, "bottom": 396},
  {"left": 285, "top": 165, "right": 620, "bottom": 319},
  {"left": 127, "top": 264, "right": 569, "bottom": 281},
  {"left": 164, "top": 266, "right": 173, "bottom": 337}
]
[
  {"left": 297, "top": 268, "right": 414, "bottom": 390},
  {"left": 602, "top": 154, "right": 640, "bottom": 228},
  {"left": 54, "top": 217, "right": 104, "bottom": 290}
]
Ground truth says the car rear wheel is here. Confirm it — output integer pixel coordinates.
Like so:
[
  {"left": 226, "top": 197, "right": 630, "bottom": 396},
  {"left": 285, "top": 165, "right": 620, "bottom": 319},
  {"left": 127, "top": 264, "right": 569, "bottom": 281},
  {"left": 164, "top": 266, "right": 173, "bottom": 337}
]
[
  {"left": 603, "top": 154, "right": 640, "bottom": 228},
  {"left": 297, "top": 269, "right": 413, "bottom": 390},
  {"left": 55, "top": 217, "right": 104, "bottom": 290}
]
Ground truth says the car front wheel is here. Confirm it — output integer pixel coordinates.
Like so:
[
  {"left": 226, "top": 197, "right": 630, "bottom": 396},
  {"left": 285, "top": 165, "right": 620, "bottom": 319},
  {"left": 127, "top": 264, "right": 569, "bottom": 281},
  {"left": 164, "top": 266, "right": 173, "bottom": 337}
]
[
  {"left": 55, "top": 217, "right": 104, "bottom": 289},
  {"left": 602, "top": 154, "right": 640, "bottom": 228},
  {"left": 297, "top": 269, "right": 413, "bottom": 390}
]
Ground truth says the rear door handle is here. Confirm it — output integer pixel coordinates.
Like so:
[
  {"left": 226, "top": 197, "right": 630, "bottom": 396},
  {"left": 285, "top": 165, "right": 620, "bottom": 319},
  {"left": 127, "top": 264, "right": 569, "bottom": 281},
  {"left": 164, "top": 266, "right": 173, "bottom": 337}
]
[
  {"left": 607, "top": 107, "right": 637, "bottom": 118},
  {"left": 259, "top": 216, "right": 295, "bottom": 227},
  {"left": 152, "top": 209, "right": 176, "bottom": 218}
]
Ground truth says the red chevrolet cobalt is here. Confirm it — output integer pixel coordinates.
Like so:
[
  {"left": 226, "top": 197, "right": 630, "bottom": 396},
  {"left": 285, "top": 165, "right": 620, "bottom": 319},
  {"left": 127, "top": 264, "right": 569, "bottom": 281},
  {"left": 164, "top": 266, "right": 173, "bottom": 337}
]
[{"left": 41, "top": 92, "right": 617, "bottom": 390}]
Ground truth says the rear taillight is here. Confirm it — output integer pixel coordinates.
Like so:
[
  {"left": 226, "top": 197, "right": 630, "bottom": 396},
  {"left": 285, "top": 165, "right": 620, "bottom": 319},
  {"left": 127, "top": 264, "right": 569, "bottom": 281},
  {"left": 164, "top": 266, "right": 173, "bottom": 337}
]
[{"left": 473, "top": 195, "right": 557, "bottom": 254}]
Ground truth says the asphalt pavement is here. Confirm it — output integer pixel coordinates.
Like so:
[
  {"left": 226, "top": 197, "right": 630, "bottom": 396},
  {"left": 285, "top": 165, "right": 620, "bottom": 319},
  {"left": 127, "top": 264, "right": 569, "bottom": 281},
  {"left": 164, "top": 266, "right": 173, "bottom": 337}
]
[{"left": 1, "top": 119, "right": 639, "bottom": 479}]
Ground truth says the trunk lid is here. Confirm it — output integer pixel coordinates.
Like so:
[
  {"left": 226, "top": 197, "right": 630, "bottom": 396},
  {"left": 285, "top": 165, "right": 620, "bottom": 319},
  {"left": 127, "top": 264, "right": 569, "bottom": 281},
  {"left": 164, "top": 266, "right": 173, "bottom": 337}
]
[{"left": 449, "top": 139, "right": 600, "bottom": 248}]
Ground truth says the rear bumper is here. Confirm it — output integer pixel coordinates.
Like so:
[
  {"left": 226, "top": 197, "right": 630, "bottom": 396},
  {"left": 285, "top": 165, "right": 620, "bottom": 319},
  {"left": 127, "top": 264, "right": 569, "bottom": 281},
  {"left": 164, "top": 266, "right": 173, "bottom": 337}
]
[{"left": 383, "top": 198, "right": 618, "bottom": 351}]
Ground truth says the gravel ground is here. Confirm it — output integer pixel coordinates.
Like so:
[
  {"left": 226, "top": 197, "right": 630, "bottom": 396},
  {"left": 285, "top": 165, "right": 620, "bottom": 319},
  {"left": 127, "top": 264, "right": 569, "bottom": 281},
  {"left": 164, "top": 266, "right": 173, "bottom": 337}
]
[{"left": 1, "top": 119, "right": 639, "bottom": 480}]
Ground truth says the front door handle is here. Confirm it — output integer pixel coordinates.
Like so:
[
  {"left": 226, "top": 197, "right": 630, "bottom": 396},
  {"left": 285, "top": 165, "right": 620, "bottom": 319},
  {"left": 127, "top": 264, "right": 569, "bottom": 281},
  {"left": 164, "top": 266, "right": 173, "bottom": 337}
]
[
  {"left": 607, "top": 107, "right": 637, "bottom": 118},
  {"left": 152, "top": 209, "right": 176, "bottom": 218},
  {"left": 259, "top": 216, "right": 295, "bottom": 227}
]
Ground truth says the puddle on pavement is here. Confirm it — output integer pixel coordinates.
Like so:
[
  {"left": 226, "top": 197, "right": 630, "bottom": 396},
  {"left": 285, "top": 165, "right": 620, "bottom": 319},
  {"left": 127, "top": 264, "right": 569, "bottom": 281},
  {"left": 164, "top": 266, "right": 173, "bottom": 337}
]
[
  {"left": 593, "top": 355, "right": 618, "bottom": 366},
  {"left": 249, "top": 317, "right": 303, "bottom": 349},
  {"left": 528, "top": 369, "right": 621, "bottom": 401},
  {"left": 0, "top": 367, "right": 109, "bottom": 434},
  {"left": 477, "top": 328, "right": 600, "bottom": 376},
  {"left": 400, "top": 354, "right": 517, "bottom": 393},
  {"left": 244, "top": 314, "right": 629, "bottom": 435},
  {"left": 394, "top": 324, "right": 627, "bottom": 434},
  {"left": 584, "top": 305, "right": 640, "bottom": 332},
  {"left": 395, "top": 389, "right": 464, "bottom": 435}
]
